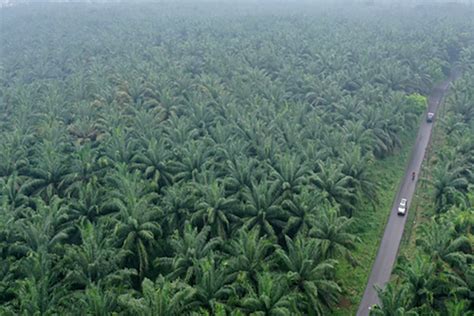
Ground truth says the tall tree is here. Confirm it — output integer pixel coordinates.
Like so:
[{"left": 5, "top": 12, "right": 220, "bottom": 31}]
[{"left": 275, "top": 236, "right": 341, "bottom": 315}]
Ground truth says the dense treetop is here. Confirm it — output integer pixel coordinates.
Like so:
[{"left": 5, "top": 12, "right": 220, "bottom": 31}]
[{"left": 0, "top": 3, "right": 473, "bottom": 315}]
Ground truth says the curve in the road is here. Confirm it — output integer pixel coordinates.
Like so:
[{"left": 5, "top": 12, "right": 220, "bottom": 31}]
[{"left": 356, "top": 74, "right": 458, "bottom": 316}]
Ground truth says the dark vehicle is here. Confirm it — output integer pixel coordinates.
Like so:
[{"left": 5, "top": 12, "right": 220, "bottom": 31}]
[{"left": 427, "top": 112, "right": 434, "bottom": 122}]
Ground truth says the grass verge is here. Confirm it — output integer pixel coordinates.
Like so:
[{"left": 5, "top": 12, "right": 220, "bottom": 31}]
[{"left": 333, "top": 128, "right": 418, "bottom": 315}]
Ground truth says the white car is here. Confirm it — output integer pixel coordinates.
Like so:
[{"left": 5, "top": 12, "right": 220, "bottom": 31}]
[
  {"left": 427, "top": 112, "right": 434, "bottom": 123},
  {"left": 398, "top": 198, "right": 407, "bottom": 216}
]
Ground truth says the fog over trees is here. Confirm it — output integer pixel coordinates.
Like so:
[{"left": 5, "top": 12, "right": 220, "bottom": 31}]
[{"left": 0, "top": 0, "right": 472, "bottom": 315}]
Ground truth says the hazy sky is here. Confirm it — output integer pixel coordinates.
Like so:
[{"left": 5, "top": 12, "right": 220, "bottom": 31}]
[{"left": 1, "top": 0, "right": 473, "bottom": 3}]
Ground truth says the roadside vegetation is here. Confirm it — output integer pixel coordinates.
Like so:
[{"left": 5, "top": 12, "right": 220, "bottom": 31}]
[
  {"left": 334, "top": 130, "right": 417, "bottom": 315},
  {"left": 0, "top": 3, "right": 473, "bottom": 315},
  {"left": 375, "top": 59, "right": 474, "bottom": 315}
]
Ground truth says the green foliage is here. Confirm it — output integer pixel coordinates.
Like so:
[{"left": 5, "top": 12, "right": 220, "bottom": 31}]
[
  {"left": 1, "top": 2, "right": 472, "bottom": 315},
  {"left": 405, "top": 93, "right": 428, "bottom": 116},
  {"left": 119, "top": 277, "right": 195, "bottom": 316}
]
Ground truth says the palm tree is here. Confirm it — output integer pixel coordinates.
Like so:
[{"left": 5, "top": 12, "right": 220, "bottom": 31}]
[
  {"left": 192, "top": 258, "right": 234, "bottom": 313},
  {"left": 63, "top": 144, "right": 101, "bottom": 196},
  {"left": 0, "top": 172, "right": 29, "bottom": 214},
  {"left": 452, "top": 206, "right": 474, "bottom": 235},
  {"left": 362, "top": 106, "right": 402, "bottom": 158},
  {"left": 62, "top": 220, "right": 128, "bottom": 288},
  {"left": 310, "top": 208, "right": 360, "bottom": 265},
  {"left": 157, "top": 223, "right": 221, "bottom": 283},
  {"left": 170, "top": 141, "right": 212, "bottom": 183},
  {"left": 273, "top": 119, "right": 303, "bottom": 152},
  {"left": 394, "top": 255, "right": 438, "bottom": 308},
  {"left": 240, "top": 273, "right": 294, "bottom": 316},
  {"left": 282, "top": 189, "right": 328, "bottom": 238},
  {"left": 372, "top": 283, "right": 416, "bottom": 316},
  {"left": 119, "top": 277, "right": 196, "bottom": 316},
  {"left": 223, "top": 156, "right": 260, "bottom": 197},
  {"left": 431, "top": 164, "right": 469, "bottom": 213},
  {"left": 444, "top": 299, "right": 473, "bottom": 316},
  {"left": 66, "top": 110, "right": 102, "bottom": 145},
  {"left": 310, "top": 161, "right": 357, "bottom": 217},
  {"left": 186, "top": 101, "right": 216, "bottom": 134},
  {"left": 340, "top": 120, "right": 375, "bottom": 155},
  {"left": 416, "top": 220, "right": 470, "bottom": 271},
  {"left": 373, "top": 62, "right": 411, "bottom": 92},
  {"left": 67, "top": 179, "right": 105, "bottom": 224},
  {"left": 132, "top": 138, "right": 173, "bottom": 190},
  {"left": 163, "top": 114, "right": 198, "bottom": 146},
  {"left": 113, "top": 205, "right": 162, "bottom": 282},
  {"left": 0, "top": 133, "right": 29, "bottom": 178},
  {"left": 206, "top": 122, "right": 237, "bottom": 151},
  {"left": 0, "top": 257, "right": 14, "bottom": 308},
  {"left": 317, "top": 128, "right": 347, "bottom": 159},
  {"left": 71, "top": 283, "right": 120, "bottom": 316},
  {"left": 215, "top": 139, "right": 251, "bottom": 167},
  {"left": 161, "top": 184, "right": 197, "bottom": 235},
  {"left": 154, "top": 87, "right": 185, "bottom": 121},
  {"left": 275, "top": 236, "right": 341, "bottom": 315},
  {"left": 13, "top": 250, "right": 66, "bottom": 316},
  {"left": 10, "top": 197, "right": 71, "bottom": 256},
  {"left": 102, "top": 127, "right": 137, "bottom": 165},
  {"left": 235, "top": 116, "right": 277, "bottom": 165},
  {"left": 131, "top": 109, "right": 166, "bottom": 142},
  {"left": 224, "top": 228, "right": 274, "bottom": 286},
  {"left": 22, "top": 140, "right": 71, "bottom": 200},
  {"left": 103, "top": 164, "right": 159, "bottom": 216},
  {"left": 339, "top": 146, "right": 379, "bottom": 208},
  {"left": 105, "top": 166, "right": 162, "bottom": 281},
  {"left": 269, "top": 154, "right": 309, "bottom": 201},
  {"left": 241, "top": 181, "right": 286, "bottom": 239},
  {"left": 449, "top": 85, "right": 474, "bottom": 124},
  {"left": 192, "top": 181, "right": 240, "bottom": 239}
]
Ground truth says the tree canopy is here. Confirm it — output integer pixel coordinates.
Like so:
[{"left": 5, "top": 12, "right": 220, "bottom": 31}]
[{"left": 1, "top": 2, "right": 473, "bottom": 315}]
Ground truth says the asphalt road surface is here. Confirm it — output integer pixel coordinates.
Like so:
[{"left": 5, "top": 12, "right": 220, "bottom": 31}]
[{"left": 356, "top": 75, "right": 457, "bottom": 316}]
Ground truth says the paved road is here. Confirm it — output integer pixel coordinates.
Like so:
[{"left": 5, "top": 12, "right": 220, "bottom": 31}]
[{"left": 356, "top": 75, "right": 457, "bottom": 316}]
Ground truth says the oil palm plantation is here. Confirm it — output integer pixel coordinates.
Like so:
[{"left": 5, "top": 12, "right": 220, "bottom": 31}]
[{"left": 2, "top": 3, "right": 472, "bottom": 315}]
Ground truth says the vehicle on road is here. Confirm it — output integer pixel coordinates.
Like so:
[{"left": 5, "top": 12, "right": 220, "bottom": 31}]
[
  {"left": 412, "top": 171, "right": 415, "bottom": 180},
  {"left": 368, "top": 304, "right": 379, "bottom": 311},
  {"left": 398, "top": 198, "right": 407, "bottom": 216},
  {"left": 427, "top": 112, "right": 434, "bottom": 122}
]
